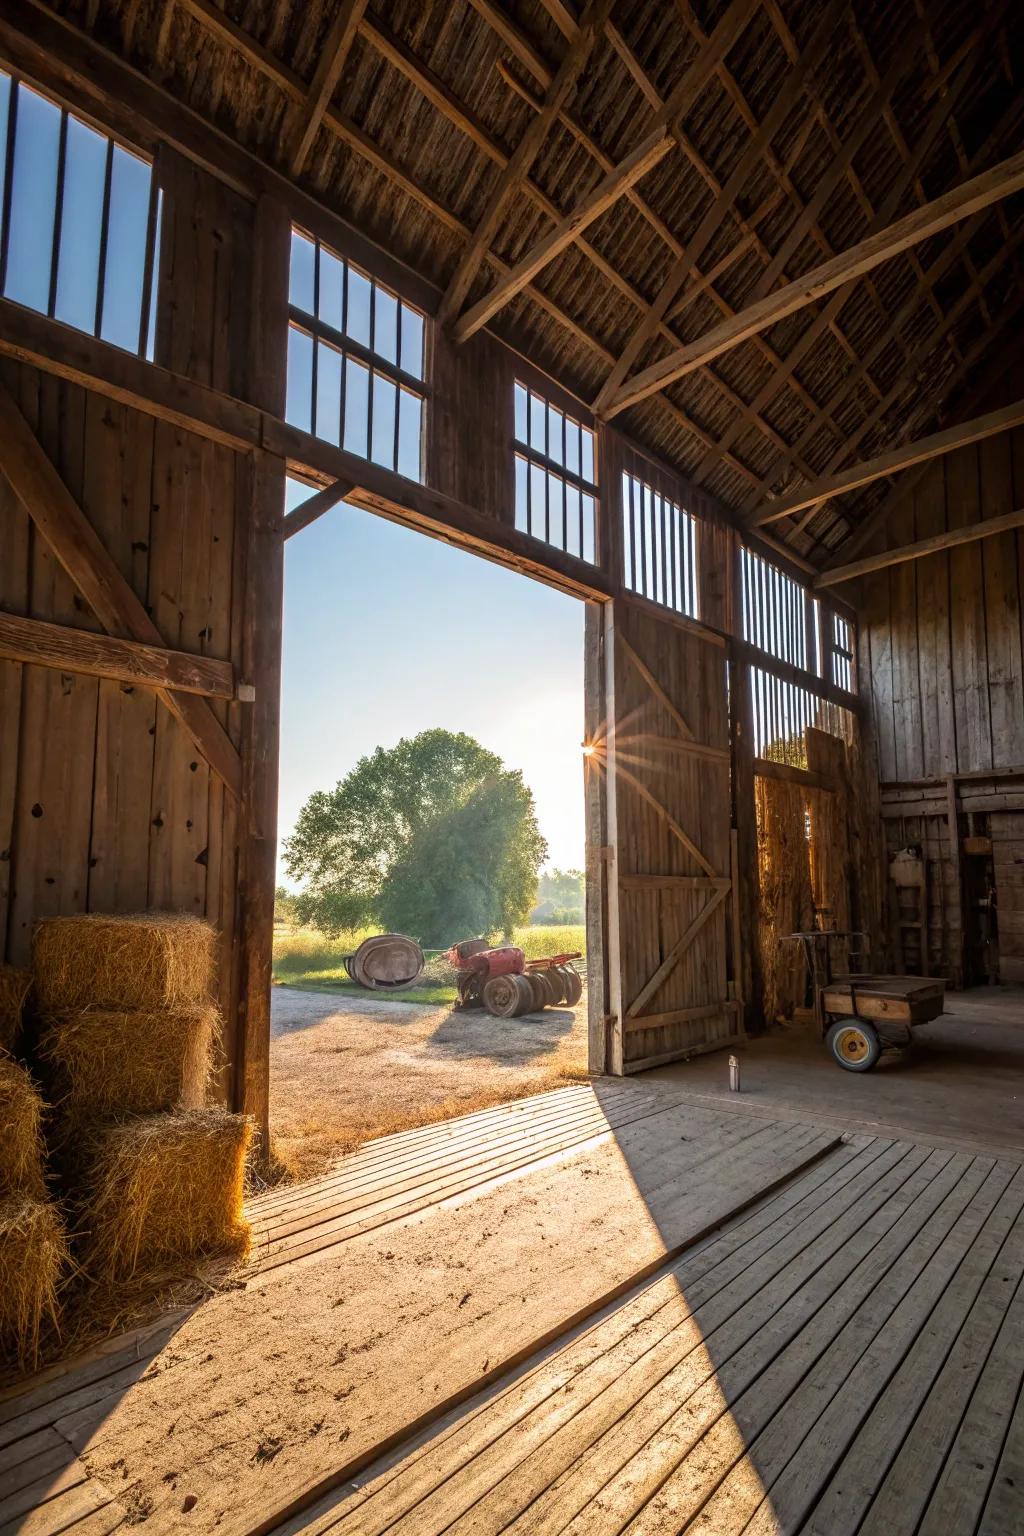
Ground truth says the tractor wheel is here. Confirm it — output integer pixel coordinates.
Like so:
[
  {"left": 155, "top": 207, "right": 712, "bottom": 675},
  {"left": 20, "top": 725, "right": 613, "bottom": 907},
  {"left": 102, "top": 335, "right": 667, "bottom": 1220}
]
[
  {"left": 558, "top": 964, "right": 583, "bottom": 1006},
  {"left": 539, "top": 969, "right": 563, "bottom": 1006},
  {"left": 526, "top": 973, "right": 548, "bottom": 1012},
  {"left": 483, "top": 973, "right": 532, "bottom": 1018},
  {"left": 456, "top": 972, "right": 483, "bottom": 1010},
  {"left": 826, "top": 1019, "right": 881, "bottom": 1072}
]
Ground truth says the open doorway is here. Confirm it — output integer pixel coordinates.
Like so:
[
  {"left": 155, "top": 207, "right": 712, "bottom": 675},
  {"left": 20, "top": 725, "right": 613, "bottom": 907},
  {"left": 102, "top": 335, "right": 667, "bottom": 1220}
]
[{"left": 269, "top": 483, "right": 591, "bottom": 1177}]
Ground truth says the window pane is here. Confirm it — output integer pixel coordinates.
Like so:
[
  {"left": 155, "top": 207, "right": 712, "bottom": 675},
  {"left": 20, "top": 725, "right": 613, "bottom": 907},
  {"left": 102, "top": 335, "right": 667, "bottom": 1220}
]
[
  {"left": 371, "top": 372, "right": 396, "bottom": 468},
  {"left": 582, "top": 427, "right": 595, "bottom": 484},
  {"left": 547, "top": 472, "right": 565, "bottom": 550},
  {"left": 582, "top": 494, "right": 596, "bottom": 564},
  {"left": 289, "top": 229, "right": 315, "bottom": 313},
  {"left": 0, "top": 74, "right": 10, "bottom": 218},
  {"left": 55, "top": 114, "right": 106, "bottom": 333},
  {"left": 374, "top": 286, "right": 398, "bottom": 365},
  {"left": 564, "top": 419, "right": 580, "bottom": 477},
  {"left": 529, "top": 462, "right": 546, "bottom": 541},
  {"left": 145, "top": 188, "right": 162, "bottom": 362},
  {"left": 529, "top": 392, "right": 546, "bottom": 454},
  {"left": 285, "top": 325, "right": 313, "bottom": 430},
  {"left": 346, "top": 266, "right": 371, "bottom": 348},
  {"left": 100, "top": 145, "right": 150, "bottom": 350},
  {"left": 514, "top": 382, "right": 528, "bottom": 444},
  {"left": 343, "top": 357, "right": 369, "bottom": 457},
  {"left": 315, "top": 340, "right": 342, "bottom": 445},
  {"left": 397, "top": 388, "right": 422, "bottom": 480},
  {"left": 318, "top": 245, "right": 343, "bottom": 332},
  {"left": 547, "top": 404, "right": 563, "bottom": 469},
  {"left": 400, "top": 305, "right": 424, "bottom": 379},
  {"left": 5, "top": 85, "right": 61, "bottom": 312},
  {"left": 566, "top": 483, "right": 582, "bottom": 559},
  {"left": 514, "top": 455, "right": 528, "bottom": 532}
]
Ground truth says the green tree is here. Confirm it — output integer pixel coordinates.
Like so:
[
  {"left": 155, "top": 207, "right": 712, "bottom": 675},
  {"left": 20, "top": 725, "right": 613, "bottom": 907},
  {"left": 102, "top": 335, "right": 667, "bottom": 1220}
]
[
  {"left": 283, "top": 729, "right": 547, "bottom": 944},
  {"left": 274, "top": 885, "right": 298, "bottom": 924}
]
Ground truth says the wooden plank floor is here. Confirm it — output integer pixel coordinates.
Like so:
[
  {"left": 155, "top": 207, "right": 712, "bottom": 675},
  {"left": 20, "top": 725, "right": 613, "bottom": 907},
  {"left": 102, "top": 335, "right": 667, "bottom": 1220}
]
[
  {"left": 0, "top": 1085, "right": 840, "bottom": 1536},
  {"left": 280, "top": 1138, "right": 1024, "bottom": 1536}
]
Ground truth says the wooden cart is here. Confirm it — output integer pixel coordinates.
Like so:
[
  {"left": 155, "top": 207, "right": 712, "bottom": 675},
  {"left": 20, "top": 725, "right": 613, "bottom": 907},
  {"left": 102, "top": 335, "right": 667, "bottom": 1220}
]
[{"left": 786, "top": 931, "right": 946, "bottom": 1071}]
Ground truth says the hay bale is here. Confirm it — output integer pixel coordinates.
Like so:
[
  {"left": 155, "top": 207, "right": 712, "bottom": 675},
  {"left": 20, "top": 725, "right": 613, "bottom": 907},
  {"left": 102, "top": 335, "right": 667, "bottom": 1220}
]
[
  {"left": 33, "top": 913, "right": 215, "bottom": 1014},
  {"left": 41, "top": 1004, "right": 218, "bottom": 1131},
  {"left": 0, "top": 1057, "right": 47, "bottom": 1198},
  {"left": 79, "top": 1110, "right": 251, "bottom": 1285},
  {"left": 0, "top": 1197, "right": 68, "bottom": 1373},
  {"left": 0, "top": 965, "right": 31, "bottom": 1054}
]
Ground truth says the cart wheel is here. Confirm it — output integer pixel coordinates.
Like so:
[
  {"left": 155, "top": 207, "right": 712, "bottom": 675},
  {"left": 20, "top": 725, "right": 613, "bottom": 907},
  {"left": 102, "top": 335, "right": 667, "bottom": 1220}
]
[{"left": 826, "top": 1019, "right": 881, "bottom": 1072}]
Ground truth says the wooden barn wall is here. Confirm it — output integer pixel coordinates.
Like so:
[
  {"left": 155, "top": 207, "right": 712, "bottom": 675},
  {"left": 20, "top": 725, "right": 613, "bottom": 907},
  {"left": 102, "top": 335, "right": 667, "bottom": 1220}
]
[
  {"left": 857, "top": 417, "right": 1024, "bottom": 982},
  {"left": 0, "top": 148, "right": 255, "bottom": 1102}
]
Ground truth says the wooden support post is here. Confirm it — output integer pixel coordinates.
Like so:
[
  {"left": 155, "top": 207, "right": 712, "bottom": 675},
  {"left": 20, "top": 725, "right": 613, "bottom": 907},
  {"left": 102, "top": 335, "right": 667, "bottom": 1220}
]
[
  {"left": 236, "top": 195, "right": 290, "bottom": 1154},
  {"left": 583, "top": 601, "right": 609, "bottom": 1074},
  {"left": 729, "top": 547, "right": 761, "bottom": 1032},
  {"left": 946, "top": 773, "right": 965, "bottom": 989}
]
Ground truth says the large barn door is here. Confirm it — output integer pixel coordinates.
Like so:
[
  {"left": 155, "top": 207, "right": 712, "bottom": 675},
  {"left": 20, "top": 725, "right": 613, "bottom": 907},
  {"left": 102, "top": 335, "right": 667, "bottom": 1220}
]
[{"left": 593, "top": 596, "right": 742, "bottom": 1074}]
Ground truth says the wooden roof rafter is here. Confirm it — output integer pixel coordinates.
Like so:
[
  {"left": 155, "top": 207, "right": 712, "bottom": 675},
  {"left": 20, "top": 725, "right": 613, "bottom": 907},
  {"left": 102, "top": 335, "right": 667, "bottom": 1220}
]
[
  {"left": 778, "top": 226, "right": 1024, "bottom": 545},
  {"left": 14, "top": 0, "right": 1022, "bottom": 567},
  {"left": 680, "top": 47, "right": 1009, "bottom": 500},
  {"left": 171, "top": 0, "right": 840, "bottom": 507},
  {"left": 449, "top": 0, "right": 763, "bottom": 341},
  {"left": 436, "top": 0, "right": 615, "bottom": 328}
]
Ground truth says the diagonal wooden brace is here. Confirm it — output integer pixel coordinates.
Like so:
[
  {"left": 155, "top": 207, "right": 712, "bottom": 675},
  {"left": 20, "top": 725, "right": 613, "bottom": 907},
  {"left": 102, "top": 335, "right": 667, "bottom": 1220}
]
[{"left": 0, "top": 383, "right": 242, "bottom": 797}]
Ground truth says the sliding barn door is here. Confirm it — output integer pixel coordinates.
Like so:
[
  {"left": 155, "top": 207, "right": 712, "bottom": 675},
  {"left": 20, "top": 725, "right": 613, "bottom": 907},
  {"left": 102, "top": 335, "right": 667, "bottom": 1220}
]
[{"left": 593, "top": 597, "right": 741, "bottom": 1074}]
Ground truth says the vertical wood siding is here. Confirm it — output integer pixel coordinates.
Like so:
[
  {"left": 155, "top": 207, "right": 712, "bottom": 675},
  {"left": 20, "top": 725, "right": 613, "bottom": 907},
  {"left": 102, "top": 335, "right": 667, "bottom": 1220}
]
[{"left": 0, "top": 150, "right": 254, "bottom": 1103}]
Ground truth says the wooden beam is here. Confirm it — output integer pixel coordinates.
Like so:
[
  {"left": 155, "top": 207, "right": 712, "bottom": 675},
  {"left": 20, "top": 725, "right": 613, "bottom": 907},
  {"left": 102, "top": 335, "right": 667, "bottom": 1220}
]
[
  {"left": 0, "top": 299, "right": 260, "bottom": 452},
  {"left": 282, "top": 480, "right": 354, "bottom": 540},
  {"left": 824, "top": 304, "right": 1024, "bottom": 562},
  {"left": 236, "top": 197, "right": 291, "bottom": 1153},
  {"left": 757, "top": 398, "right": 1024, "bottom": 526},
  {"left": 686, "top": 46, "right": 991, "bottom": 500},
  {"left": 0, "top": 384, "right": 243, "bottom": 796},
  {"left": 451, "top": 0, "right": 759, "bottom": 342},
  {"left": 592, "top": 0, "right": 842, "bottom": 416},
  {"left": 287, "top": 0, "right": 368, "bottom": 175},
  {"left": 754, "top": 757, "right": 836, "bottom": 791},
  {"left": 731, "top": 637, "right": 860, "bottom": 713},
  {"left": 611, "top": 147, "right": 1024, "bottom": 412},
  {"left": 0, "top": 297, "right": 614, "bottom": 604},
  {"left": 625, "top": 885, "right": 731, "bottom": 1018},
  {"left": 816, "top": 506, "right": 1024, "bottom": 588},
  {"left": 0, "top": 609, "right": 237, "bottom": 697},
  {"left": 438, "top": 0, "right": 614, "bottom": 327}
]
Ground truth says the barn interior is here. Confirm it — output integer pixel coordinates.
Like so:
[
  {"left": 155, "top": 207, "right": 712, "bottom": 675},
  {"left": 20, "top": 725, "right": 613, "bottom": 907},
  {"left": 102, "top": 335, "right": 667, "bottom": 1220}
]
[{"left": 0, "top": 0, "right": 1023, "bottom": 1532}]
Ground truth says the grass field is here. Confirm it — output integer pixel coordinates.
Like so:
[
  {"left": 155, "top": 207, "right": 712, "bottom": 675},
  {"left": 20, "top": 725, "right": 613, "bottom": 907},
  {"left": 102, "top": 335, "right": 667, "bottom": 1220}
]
[{"left": 272, "top": 923, "right": 586, "bottom": 999}]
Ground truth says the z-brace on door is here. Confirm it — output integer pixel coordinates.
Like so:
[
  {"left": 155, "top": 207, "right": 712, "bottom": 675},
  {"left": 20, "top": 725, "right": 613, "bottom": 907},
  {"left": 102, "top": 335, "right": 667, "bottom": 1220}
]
[{"left": 587, "top": 598, "right": 741, "bottom": 1074}]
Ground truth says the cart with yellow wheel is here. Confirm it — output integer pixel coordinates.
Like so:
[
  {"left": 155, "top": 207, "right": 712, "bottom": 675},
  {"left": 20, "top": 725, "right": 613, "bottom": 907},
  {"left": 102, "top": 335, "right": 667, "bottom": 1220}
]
[{"left": 785, "top": 931, "right": 946, "bottom": 1072}]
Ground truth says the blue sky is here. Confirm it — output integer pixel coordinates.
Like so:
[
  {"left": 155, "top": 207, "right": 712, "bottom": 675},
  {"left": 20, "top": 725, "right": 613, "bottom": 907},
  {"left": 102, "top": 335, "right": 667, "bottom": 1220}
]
[{"left": 279, "top": 480, "right": 586, "bottom": 883}]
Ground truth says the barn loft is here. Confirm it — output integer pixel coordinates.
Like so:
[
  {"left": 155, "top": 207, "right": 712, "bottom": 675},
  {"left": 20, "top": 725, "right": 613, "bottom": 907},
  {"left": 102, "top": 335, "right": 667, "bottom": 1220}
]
[{"left": 0, "top": 0, "right": 1023, "bottom": 1532}]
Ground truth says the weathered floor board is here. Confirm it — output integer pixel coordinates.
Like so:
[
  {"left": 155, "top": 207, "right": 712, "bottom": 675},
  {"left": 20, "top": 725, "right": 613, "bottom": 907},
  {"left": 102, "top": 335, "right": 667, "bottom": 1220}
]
[
  {"left": 5, "top": 1084, "right": 1021, "bottom": 1536},
  {"left": 280, "top": 1137, "right": 1024, "bottom": 1536},
  {"left": 1, "top": 1085, "right": 837, "bottom": 1535}
]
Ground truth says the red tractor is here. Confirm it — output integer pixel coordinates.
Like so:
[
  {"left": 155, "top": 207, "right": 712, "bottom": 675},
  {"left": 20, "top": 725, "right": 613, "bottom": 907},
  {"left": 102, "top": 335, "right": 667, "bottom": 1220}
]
[{"left": 445, "top": 938, "right": 583, "bottom": 1018}]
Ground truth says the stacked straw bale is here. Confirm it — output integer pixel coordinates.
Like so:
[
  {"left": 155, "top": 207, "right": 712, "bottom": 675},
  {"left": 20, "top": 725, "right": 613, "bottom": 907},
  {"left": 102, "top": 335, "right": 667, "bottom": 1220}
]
[
  {"left": 33, "top": 913, "right": 216, "bottom": 1013},
  {"left": 78, "top": 1110, "right": 252, "bottom": 1283},
  {"left": 40, "top": 1003, "right": 218, "bottom": 1136},
  {"left": 33, "top": 912, "right": 251, "bottom": 1291},
  {"left": 0, "top": 1058, "right": 69, "bottom": 1373},
  {"left": 0, "top": 1197, "right": 69, "bottom": 1373},
  {"left": 0, "top": 964, "right": 31, "bottom": 1054},
  {"left": 0, "top": 1056, "right": 48, "bottom": 1199}
]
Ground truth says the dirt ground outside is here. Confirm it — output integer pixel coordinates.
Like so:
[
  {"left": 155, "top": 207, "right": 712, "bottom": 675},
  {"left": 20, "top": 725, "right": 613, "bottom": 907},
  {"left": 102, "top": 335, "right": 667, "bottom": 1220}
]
[{"left": 268, "top": 984, "right": 589, "bottom": 1179}]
